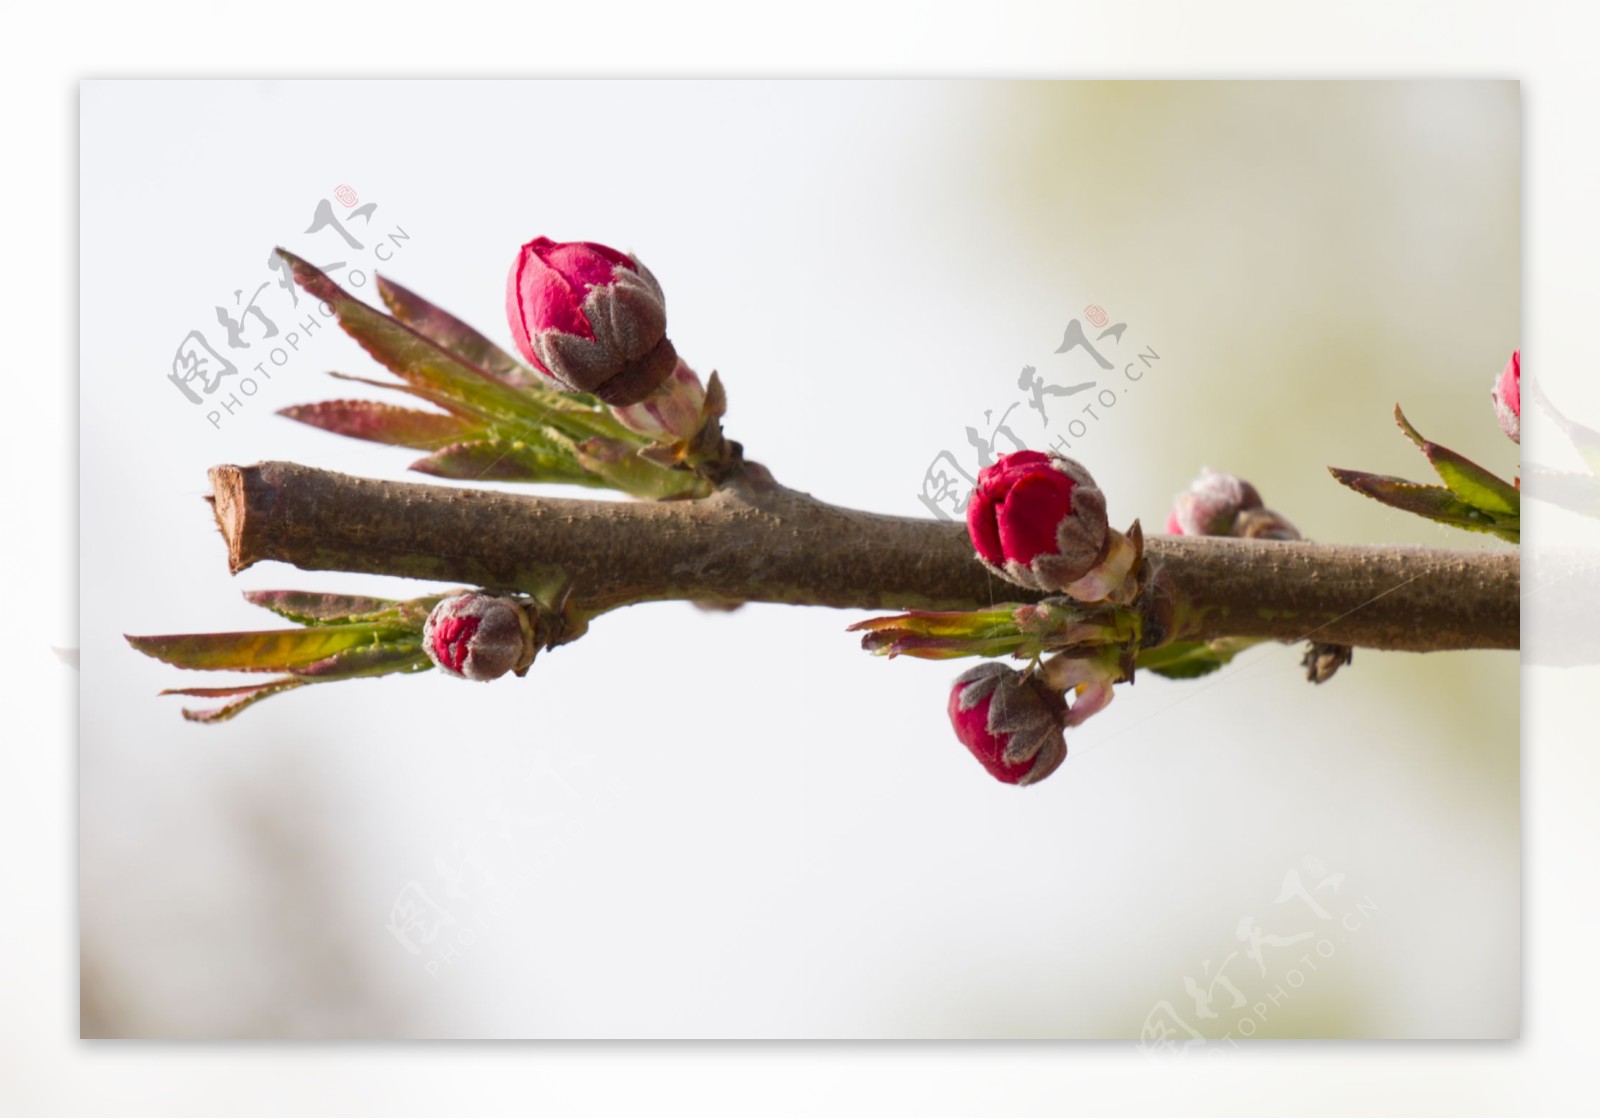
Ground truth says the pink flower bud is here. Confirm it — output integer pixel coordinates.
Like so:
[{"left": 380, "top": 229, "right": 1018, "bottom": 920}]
[
  {"left": 423, "top": 593, "right": 536, "bottom": 682},
  {"left": 506, "top": 237, "right": 677, "bottom": 406},
  {"left": 947, "top": 662, "right": 1068, "bottom": 786},
  {"left": 1492, "top": 349, "right": 1520, "bottom": 444},
  {"left": 1167, "top": 469, "right": 1263, "bottom": 536},
  {"left": 611, "top": 360, "right": 707, "bottom": 443},
  {"left": 966, "top": 451, "right": 1110, "bottom": 593},
  {"left": 1166, "top": 468, "right": 1300, "bottom": 540}
]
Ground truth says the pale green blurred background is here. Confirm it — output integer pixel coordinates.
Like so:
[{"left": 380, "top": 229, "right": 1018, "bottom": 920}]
[{"left": 80, "top": 80, "right": 1519, "bottom": 1038}]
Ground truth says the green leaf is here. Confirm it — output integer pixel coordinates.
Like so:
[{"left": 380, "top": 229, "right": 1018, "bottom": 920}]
[
  {"left": 291, "top": 642, "right": 433, "bottom": 679},
  {"left": 160, "top": 681, "right": 298, "bottom": 698},
  {"left": 1327, "top": 467, "right": 1519, "bottom": 543},
  {"left": 278, "top": 400, "right": 481, "bottom": 450},
  {"left": 1137, "top": 638, "right": 1256, "bottom": 679},
  {"left": 172, "top": 679, "right": 309, "bottom": 723},
  {"left": 573, "top": 437, "right": 713, "bottom": 500},
  {"left": 275, "top": 249, "right": 632, "bottom": 445},
  {"left": 850, "top": 607, "right": 1024, "bottom": 638},
  {"left": 126, "top": 623, "right": 401, "bottom": 672},
  {"left": 409, "top": 438, "right": 606, "bottom": 487},
  {"left": 377, "top": 275, "right": 543, "bottom": 389},
  {"left": 846, "top": 600, "right": 1137, "bottom": 661},
  {"left": 848, "top": 606, "right": 1033, "bottom": 659},
  {"left": 242, "top": 589, "right": 413, "bottom": 625},
  {"left": 1394, "top": 405, "right": 1521, "bottom": 516}
]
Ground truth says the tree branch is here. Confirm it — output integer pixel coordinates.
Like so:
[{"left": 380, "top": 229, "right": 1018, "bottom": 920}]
[{"left": 208, "top": 461, "right": 1519, "bottom": 653}]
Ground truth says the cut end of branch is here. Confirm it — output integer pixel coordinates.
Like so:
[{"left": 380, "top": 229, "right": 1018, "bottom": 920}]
[{"left": 208, "top": 464, "right": 257, "bottom": 574}]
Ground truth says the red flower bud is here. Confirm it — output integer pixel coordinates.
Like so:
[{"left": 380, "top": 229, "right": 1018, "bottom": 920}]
[
  {"left": 946, "top": 662, "right": 1067, "bottom": 786},
  {"left": 506, "top": 236, "right": 677, "bottom": 406},
  {"left": 611, "top": 359, "right": 707, "bottom": 443},
  {"left": 966, "top": 451, "right": 1111, "bottom": 593},
  {"left": 1492, "top": 349, "right": 1520, "bottom": 444},
  {"left": 423, "top": 593, "right": 536, "bottom": 682}
]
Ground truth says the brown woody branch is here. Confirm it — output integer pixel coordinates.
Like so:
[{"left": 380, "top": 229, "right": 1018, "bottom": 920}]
[{"left": 207, "top": 461, "right": 1519, "bottom": 653}]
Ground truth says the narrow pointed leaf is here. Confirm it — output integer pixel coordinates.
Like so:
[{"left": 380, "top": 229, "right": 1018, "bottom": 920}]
[
  {"left": 574, "top": 438, "right": 713, "bottom": 500},
  {"left": 377, "top": 275, "right": 542, "bottom": 388},
  {"left": 1328, "top": 467, "right": 1519, "bottom": 541},
  {"left": 180, "top": 679, "right": 308, "bottom": 723},
  {"left": 847, "top": 607, "right": 1024, "bottom": 639},
  {"left": 858, "top": 632, "right": 1030, "bottom": 659},
  {"left": 849, "top": 606, "right": 1031, "bottom": 659},
  {"left": 292, "top": 643, "right": 433, "bottom": 679},
  {"left": 410, "top": 439, "right": 604, "bottom": 486},
  {"left": 278, "top": 250, "right": 537, "bottom": 420},
  {"left": 278, "top": 400, "right": 481, "bottom": 450},
  {"left": 277, "top": 249, "right": 633, "bottom": 444},
  {"left": 127, "top": 623, "right": 396, "bottom": 672},
  {"left": 160, "top": 681, "right": 298, "bottom": 699},
  {"left": 1394, "top": 405, "right": 1520, "bottom": 515},
  {"left": 243, "top": 590, "right": 410, "bottom": 625}
]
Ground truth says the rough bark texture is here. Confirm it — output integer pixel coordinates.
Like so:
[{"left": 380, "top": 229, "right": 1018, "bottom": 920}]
[{"left": 209, "top": 461, "right": 1519, "bottom": 653}]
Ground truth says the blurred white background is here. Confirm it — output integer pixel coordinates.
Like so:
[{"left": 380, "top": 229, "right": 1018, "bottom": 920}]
[{"left": 80, "top": 80, "right": 1520, "bottom": 1038}]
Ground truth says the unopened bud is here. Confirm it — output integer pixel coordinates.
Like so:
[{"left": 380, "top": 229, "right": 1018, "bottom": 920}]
[
  {"left": 947, "top": 662, "right": 1068, "bottom": 786},
  {"left": 505, "top": 236, "right": 677, "bottom": 405},
  {"left": 966, "top": 451, "right": 1112, "bottom": 594},
  {"left": 611, "top": 360, "right": 708, "bottom": 443},
  {"left": 423, "top": 592, "right": 537, "bottom": 682},
  {"left": 1166, "top": 469, "right": 1299, "bottom": 540},
  {"left": 1492, "top": 349, "right": 1520, "bottom": 445}
]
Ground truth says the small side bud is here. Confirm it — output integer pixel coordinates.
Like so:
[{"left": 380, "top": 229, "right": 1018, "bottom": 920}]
[
  {"left": 612, "top": 360, "right": 708, "bottom": 443},
  {"left": 1167, "top": 469, "right": 1263, "bottom": 536},
  {"left": 423, "top": 592, "right": 537, "bottom": 682},
  {"left": 947, "top": 662, "right": 1068, "bottom": 786},
  {"left": 1167, "top": 468, "right": 1301, "bottom": 540}
]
